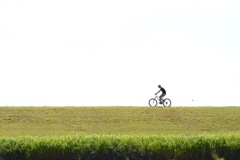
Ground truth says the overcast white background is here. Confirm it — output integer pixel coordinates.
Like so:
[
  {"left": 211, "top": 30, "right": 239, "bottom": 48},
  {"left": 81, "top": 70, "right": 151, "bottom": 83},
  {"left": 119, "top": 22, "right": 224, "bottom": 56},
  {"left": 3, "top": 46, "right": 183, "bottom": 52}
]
[{"left": 0, "top": 0, "right": 240, "bottom": 106}]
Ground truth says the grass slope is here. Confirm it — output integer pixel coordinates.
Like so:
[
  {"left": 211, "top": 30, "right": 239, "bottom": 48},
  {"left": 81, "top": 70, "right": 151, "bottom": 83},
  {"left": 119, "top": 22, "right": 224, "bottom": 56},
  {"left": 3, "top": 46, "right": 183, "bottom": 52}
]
[{"left": 0, "top": 107, "right": 240, "bottom": 136}]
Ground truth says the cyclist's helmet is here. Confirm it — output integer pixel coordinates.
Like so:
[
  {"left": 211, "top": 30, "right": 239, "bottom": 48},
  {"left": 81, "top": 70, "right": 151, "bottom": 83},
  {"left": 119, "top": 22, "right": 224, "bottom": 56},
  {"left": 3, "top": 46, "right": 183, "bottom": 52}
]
[{"left": 158, "top": 85, "right": 161, "bottom": 88}]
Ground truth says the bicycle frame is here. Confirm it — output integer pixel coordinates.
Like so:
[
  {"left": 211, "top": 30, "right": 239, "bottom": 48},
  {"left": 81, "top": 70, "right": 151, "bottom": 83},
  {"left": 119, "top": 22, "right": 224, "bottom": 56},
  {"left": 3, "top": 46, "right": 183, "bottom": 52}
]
[{"left": 155, "top": 95, "right": 164, "bottom": 101}]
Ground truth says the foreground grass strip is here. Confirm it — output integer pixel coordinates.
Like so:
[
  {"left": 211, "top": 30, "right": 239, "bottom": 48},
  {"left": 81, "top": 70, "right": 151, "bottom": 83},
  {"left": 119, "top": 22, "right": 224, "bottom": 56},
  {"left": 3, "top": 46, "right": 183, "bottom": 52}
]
[{"left": 0, "top": 133, "right": 240, "bottom": 160}]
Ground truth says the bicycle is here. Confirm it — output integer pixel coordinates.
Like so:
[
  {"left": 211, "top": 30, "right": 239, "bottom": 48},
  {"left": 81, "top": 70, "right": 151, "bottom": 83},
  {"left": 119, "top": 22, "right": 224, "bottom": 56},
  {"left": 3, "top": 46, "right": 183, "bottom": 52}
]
[{"left": 148, "top": 95, "right": 171, "bottom": 107}]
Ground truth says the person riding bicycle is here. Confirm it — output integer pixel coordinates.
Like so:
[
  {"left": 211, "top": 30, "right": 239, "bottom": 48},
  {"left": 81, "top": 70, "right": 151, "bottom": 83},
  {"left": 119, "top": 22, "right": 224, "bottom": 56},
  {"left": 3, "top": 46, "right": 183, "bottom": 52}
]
[{"left": 155, "top": 85, "right": 166, "bottom": 104}]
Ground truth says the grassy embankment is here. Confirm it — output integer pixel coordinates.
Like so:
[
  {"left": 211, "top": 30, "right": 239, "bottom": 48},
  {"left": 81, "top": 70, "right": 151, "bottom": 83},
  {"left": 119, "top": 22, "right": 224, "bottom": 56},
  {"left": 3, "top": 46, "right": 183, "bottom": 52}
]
[
  {"left": 1, "top": 107, "right": 240, "bottom": 159},
  {"left": 0, "top": 106, "right": 239, "bottom": 136}
]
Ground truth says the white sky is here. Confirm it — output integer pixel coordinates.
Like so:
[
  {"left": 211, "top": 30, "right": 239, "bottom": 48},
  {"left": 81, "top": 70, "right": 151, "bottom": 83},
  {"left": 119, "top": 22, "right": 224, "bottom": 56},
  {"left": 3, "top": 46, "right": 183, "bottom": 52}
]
[{"left": 0, "top": 0, "right": 240, "bottom": 106}]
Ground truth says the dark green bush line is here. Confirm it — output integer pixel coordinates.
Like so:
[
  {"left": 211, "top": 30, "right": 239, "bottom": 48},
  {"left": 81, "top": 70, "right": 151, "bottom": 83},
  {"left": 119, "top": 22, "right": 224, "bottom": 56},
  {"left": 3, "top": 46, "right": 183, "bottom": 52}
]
[{"left": 0, "top": 134, "right": 240, "bottom": 160}]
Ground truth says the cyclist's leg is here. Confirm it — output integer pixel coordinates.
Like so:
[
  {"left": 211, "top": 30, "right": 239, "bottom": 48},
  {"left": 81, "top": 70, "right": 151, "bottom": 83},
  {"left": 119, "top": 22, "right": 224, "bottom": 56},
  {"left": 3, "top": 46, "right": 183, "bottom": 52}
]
[
  {"left": 159, "top": 93, "right": 166, "bottom": 103},
  {"left": 159, "top": 93, "right": 166, "bottom": 99}
]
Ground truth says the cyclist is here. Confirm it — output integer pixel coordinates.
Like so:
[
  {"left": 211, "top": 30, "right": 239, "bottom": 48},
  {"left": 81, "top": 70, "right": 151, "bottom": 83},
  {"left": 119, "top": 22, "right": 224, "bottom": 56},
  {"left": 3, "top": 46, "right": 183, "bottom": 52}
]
[{"left": 155, "top": 85, "right": 166, "bottom": 104}]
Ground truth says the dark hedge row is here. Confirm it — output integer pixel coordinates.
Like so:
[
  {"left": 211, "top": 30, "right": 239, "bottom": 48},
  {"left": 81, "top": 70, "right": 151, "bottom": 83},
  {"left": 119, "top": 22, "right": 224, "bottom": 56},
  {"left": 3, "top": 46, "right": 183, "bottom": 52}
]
[{"left": 0, "top": 134, "right": 240, "bottom": 160}]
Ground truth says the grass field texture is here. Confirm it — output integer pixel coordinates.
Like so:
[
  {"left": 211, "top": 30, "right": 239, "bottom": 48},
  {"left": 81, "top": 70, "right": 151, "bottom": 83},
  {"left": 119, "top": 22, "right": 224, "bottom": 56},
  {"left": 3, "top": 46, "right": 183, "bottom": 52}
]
[{"left": 0, "top": 106, "right": 240, "bottom": 136}]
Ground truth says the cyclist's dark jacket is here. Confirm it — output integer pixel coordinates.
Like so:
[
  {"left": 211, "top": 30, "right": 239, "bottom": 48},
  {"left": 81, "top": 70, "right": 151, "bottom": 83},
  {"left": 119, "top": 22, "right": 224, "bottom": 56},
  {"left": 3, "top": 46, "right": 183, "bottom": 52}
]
[{"left": 161, "top": 88, "right": 166, "bottom": 94}]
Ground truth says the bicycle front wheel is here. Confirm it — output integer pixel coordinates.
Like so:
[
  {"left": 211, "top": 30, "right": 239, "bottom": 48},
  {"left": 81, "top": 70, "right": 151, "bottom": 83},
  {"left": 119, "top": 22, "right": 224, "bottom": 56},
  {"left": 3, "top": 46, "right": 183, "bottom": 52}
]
[
  {"left": 163, "top": 98, "right": 171, "bottom": 107},
  {"left": 148, "top": 98, "right": 158, "bottom": 107}
]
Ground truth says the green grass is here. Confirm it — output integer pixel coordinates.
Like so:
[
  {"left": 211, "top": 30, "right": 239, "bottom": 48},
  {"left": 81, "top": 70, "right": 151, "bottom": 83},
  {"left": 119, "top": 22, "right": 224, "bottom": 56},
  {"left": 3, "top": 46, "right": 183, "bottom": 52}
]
[
  {"left": 1, "top": 134, "right": 240, "bottom": 160},
  {"left": 1, "top": 107, "right": 240, "bottom": 159},
  {"left": 0, "top": 106, "right": 240, "bottom": 136}
]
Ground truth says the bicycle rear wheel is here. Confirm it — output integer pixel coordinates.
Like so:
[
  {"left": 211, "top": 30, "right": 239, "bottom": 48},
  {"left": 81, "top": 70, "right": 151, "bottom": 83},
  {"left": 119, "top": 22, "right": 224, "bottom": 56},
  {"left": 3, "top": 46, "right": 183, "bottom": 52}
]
[
  {"left": 148, "top": 98, "right": 158, "bottom": 107},
  {"left": 163, "top": 98, "right": 171, "bottom": 107}
]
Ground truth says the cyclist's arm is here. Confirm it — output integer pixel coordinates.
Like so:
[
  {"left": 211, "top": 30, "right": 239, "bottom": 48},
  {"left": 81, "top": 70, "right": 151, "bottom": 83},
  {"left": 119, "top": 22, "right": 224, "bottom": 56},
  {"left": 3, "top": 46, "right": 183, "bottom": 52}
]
[{"left": 155, "top": 90, "right": 160, "bottom": 95}]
